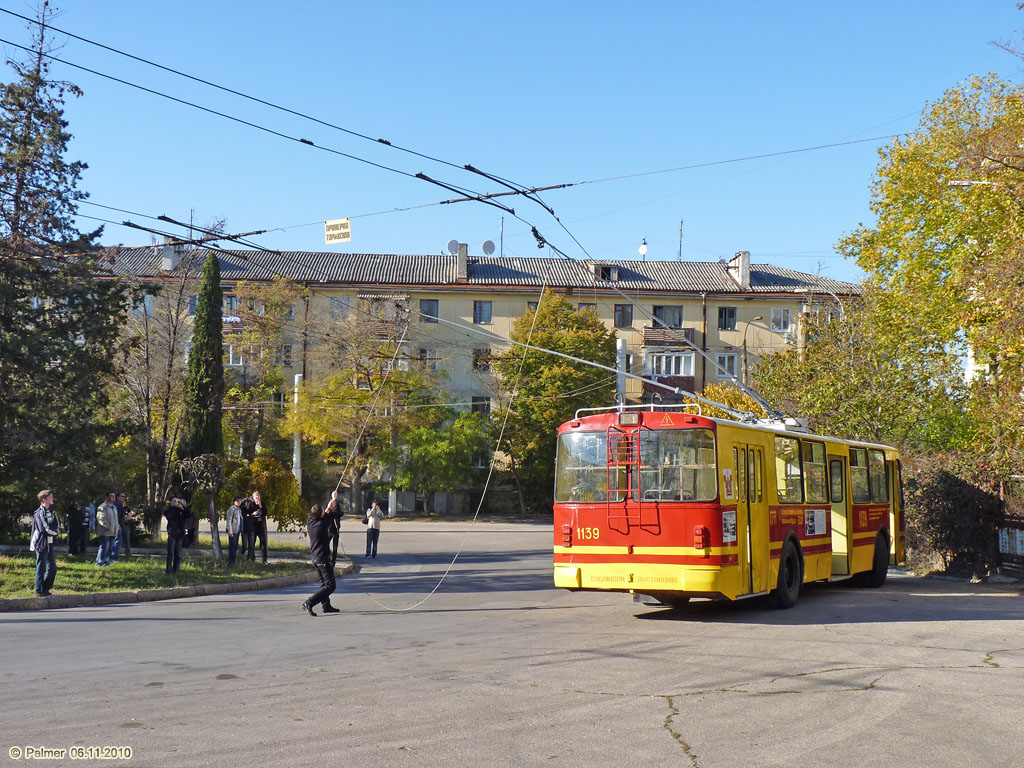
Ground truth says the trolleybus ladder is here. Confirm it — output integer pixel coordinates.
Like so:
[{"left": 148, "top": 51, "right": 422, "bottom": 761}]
[{"left": 606, "top": 426, "right": 656, "bottom": 533}]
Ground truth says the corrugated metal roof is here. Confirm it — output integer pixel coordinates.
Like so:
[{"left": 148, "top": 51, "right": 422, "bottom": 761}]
[{"left": 105, "top": 247, "right": 862, "bottom": 296}]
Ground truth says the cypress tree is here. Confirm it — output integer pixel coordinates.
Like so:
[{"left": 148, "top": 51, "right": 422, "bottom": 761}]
[{"left": 181, "top": 251, "right": 224, "bottom": 458}]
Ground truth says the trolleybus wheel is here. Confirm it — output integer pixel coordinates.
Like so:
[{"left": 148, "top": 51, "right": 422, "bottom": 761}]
[
  {"left": 866, "top": 531, "right": 890, "bottom": 588},
  {"left": 771, "top": 539, "right": 802, "bottom": 609}
]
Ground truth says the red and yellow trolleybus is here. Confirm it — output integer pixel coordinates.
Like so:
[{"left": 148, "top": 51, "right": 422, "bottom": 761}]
[{"left": 552, "top": 405, "right": 905, "bottom": 608}]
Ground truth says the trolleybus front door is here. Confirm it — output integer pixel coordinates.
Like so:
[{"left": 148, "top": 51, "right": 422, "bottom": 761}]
[{"left": 829, "top": 454, "right": 850, "bottom": 575}]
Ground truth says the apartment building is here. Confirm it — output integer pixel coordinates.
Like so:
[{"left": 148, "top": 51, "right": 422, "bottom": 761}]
[{"left": 113, "top": 245, "right": 859, "bottom": 407}]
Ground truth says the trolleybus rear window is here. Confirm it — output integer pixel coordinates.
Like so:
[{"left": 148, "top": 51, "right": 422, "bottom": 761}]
[
  {"left": 636, "top": 428, "right": 716, "bottom": 502},
  {"left": 555, "top": 429, "right": 716, "bottom": 503}
]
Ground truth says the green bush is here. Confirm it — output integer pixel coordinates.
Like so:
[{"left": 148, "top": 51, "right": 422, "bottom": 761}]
[{"left": 905, "top": 454, "right": 1003, "bottom": 577}]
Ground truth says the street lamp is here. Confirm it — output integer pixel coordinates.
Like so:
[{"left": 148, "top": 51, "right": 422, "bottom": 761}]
[{"left": 742, "top": 315, "right": 763, "bottom": 386}]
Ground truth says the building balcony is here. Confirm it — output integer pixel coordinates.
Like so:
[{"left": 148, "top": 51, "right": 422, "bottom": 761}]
[
  {"left": 643, "top": 326, "right": 695, "bottom": 346},
  {"left": 641, "top": 375, "right": 695, "bottom": 397}
]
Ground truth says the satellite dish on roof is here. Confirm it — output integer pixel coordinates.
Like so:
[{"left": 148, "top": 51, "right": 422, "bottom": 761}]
[
  {"left": 446, "top": 239, "right": 459, "bottom": 255},
  {"left": 481, "top": 240, "right": 495, "bottom": 255}
]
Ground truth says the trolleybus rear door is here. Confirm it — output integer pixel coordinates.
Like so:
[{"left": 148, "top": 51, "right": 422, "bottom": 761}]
[{"left": 829, "top": 454, "right": 850, "bottom": 575}]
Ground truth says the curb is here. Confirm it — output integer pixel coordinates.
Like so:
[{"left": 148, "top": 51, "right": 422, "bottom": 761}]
[{"left": 0, "top": 562, "right": 354, "bottom": 613}]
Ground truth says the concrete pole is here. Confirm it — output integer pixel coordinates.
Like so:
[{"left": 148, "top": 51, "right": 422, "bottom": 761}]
[
  {"left": 292, "top": 373, "right": 302, "bottom": 494},
  {"left": 616, "top": 338, "right": 628, "bottom": 402}
]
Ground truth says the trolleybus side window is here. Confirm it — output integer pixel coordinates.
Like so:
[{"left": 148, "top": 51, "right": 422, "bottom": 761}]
[
  {"left": 829, "top": 459, "right": 844, "bottom": 503},
  {"left": 868, "top": 449, "right": 888, "bottom": 503},
  {"left": 850, "top": 448, "right": 870, "bottom": 503},
  {"left": 754, "top": 449, "right": 763, "bottom": 503},
  {"left": 774, "top": 435, "right": 803, "bottom": 504},
  {"left": 802, "top": 441, "right": 828, "bottom": 504},
  {"left": 636, "top": 429, "right": 716, "bottom": 502}
]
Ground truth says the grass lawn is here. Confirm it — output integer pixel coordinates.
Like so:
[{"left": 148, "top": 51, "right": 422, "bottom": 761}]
[{"left": 0, "top": 553, "right": 313, "bottom": 600}]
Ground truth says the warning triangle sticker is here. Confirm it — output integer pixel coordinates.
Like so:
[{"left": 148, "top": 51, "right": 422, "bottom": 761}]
[{"left": 660, "top": 414, "right": 676, "bottom": 426}]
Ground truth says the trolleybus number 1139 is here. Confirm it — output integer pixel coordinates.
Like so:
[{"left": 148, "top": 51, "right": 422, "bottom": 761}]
[{"left": 577, "top": 527, "right": 600, "bottom": 540}]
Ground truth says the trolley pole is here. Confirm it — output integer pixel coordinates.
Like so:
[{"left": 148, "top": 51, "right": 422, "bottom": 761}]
[{"left": 616, "top": 338, "right": 627, "bottom": 402}]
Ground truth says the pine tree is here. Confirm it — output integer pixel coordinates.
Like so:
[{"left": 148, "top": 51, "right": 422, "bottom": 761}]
[
  {"left": 0, "top": 5, "right": 130, "bottom": 520},
  {"left": 181, "top": 251, "right": 224, "bottom": 458}
]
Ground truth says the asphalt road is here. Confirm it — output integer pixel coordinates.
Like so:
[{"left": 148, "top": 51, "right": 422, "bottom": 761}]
[{"left": 2, "top": 521, "right": 1022, "bottom": 768}]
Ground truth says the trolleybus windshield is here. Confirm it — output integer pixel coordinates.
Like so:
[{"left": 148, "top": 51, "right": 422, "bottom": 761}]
[{"left": 555, "top": 428, "right": 717, "bottom": 503}]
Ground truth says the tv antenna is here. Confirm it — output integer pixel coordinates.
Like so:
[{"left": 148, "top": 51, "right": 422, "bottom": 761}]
[{"left": 482, "top": 240, "right": 495, "bottom": 256}]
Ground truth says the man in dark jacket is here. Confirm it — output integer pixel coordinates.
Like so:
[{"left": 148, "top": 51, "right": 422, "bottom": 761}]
[
  {"left": 242, "top": 490, "right": 269, "bottom": 563},
  {"left": 64, "top": 495, "right": 85, "bottom": 556},
  {"left": 301, "top": 503, "right": 338, "bottom": 617},
  {"left": 31, "top": 490, "right": 60, "bottom": 596},
  {"left": 164, "top": 496, "right": 188, "bottom": 574}
]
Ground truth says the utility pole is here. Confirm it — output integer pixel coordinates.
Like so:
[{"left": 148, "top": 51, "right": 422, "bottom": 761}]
[{"left": 292, "top": 373, "right": 302, "bottom": 493}]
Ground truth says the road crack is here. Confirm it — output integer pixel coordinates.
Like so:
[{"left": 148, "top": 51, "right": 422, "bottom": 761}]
[{"left": 662, "top": 695, "right": 699, "bottom": 767}]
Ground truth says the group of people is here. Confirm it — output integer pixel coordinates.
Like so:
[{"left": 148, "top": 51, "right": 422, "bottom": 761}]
[
  {"left": 301, "top": 495, "right": 384, "bottom": 617},
  {"left": 29, "top": 489, "right": 138, "bottom": 595},
  {"left": 161, "top": 490, "right": 269, "bottom": 574},
  {"left": 30, "top": 483, "right": 388, "bottom": 606},
  {"left": 64, "top": 490, "right": 136, "bottom": 566}
]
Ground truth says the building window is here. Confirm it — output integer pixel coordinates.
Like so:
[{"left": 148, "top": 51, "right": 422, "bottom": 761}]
[
  {"left": 274, "top": 344, "right": 293, "bottom": 367},
  {"left": 472, "top": 348, "right": 491, "bottom": 371},
  {"left": 578, "top": 302, "right": 596, "bottom": 313},
  {"left": 771, "top": 307, "right": 791, "bottom": 332},
  {"left": 420, "top": 299, "right": 439, "bottom": 322},
  {"left": 417, "top": 348, "right": 439, "bottom": 372},
  {"left": 224, "top": 344, "right": 245, "bottom": 368},
  {"left": 625, "top": 353, "right": 634, "bottom": 373},
  {"left": 330, "top": 296, "right": 350, "bottom": 320},
  {"left": 471, "top": 396, "right": 491, "bottom": 414},
  {"left": 287, "top": 303, "right": 296, "bottom": 320},
  {"left": 614, "top": 304, "right": 633, "bottom": 328},
  {"left": 526, "top": 301, "right": 538, "bottom": 312},
  {"left": 648, "top": 351, "right": 694, "bottom": 377},
  {"left": 596, "top": 264, "right": 618, "bottom": 281},
  {"left": 223, "top": 295, "right": 240, "bottom": 313},
  {"left": 718, "top": 306, "right": 737, "bottom": 330},
  {"left": 187, "top": 295, "right": 198, "bottom": 317},
  {"left": 473, "top": 301, "right": 492, "bottom": 324},
  {"left": 715, "top": 353, "right": 737, "bottom": 379},
  {"left": 653, "top": 305, "right": 683, "bottom": 329},
  {"left": 131, "top": 294, "right": 153, "bottom": 317}
]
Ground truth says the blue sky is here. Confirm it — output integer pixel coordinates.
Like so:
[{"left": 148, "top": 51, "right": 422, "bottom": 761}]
[{"left": 2, "top": 1, "right": 1021, "bottom": 283}]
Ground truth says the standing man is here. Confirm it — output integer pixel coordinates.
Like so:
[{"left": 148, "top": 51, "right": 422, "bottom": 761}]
[
  {"left": 94, "top": 492, "right": 119, "bottom": 567},
  {"left": 301, "top": 503, "right": 339, "bottom": 617},
  {"left": 326, "top": 490, "right": 343, "bottom": 567},
  {"left": 164, "top": 495, "right": 187, "bottom": 574},
  {"left": 242, "top": 490, "right": 269, "bottom": 564},
  {"left": 225, "top": 495, "right": 244, "bottom": 565},
  {"left": 30, "top": 490, "right": 60, "bottom": 596},
  {"left": 365, "top": 499, "right": 383, "bottom": 559},
  {"left": 64, "top": 493, "right": 84, "bottom": 556},
  {"left": 112, "top": 492, "right": 134, "bottom": 560}
]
